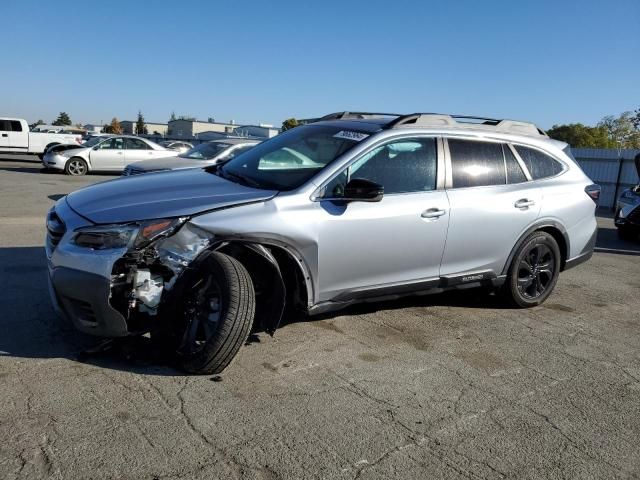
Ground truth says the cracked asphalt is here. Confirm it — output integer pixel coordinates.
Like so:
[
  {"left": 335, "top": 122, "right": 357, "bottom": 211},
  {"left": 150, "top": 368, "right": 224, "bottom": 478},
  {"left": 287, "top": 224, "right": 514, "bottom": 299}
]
[{"left": 1, "top": 154, "right": 639, "bottom": 479}]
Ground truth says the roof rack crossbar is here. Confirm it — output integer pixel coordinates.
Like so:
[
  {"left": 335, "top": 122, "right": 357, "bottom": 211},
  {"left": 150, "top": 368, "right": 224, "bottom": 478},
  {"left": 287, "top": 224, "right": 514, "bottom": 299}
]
[
  {"left": 384, "top": 113, "right": 546, "bottom": 137},
  {"left": 319, "top": 111, "right": 402, "bottom": 121}
]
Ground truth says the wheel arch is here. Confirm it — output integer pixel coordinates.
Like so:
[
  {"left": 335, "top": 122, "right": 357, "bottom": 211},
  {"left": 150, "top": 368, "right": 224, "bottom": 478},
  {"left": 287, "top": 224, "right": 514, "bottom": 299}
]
[
  {"left": 501, "top": 220, "right": 570, "bottom": 276},
  {"left": 216, "top": 241, "right": 311, "bottom": 334}
]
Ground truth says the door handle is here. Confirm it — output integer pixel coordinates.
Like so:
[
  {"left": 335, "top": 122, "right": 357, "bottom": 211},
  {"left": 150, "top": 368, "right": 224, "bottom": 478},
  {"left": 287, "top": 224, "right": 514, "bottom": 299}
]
[
  {"left": 514, "top": 198, "right": 535, "bottom": 209},
  {"left": 1, "top": 133, "right": 7, "bottom": 137},
  {"left": 117, "top": 151, "right": 123, "bottom": 155},
  {"left": 421, "top": 208, "right": 446, "bottom": 219}
]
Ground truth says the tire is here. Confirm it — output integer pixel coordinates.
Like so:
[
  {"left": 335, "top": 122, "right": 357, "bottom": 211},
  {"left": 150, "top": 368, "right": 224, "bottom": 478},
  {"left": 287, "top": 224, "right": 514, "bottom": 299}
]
[
  {"left": 64, "top": 157, "right": 88, "bottom": 176},
  {"left": 159, "top": 251, "right": 255, "bottom": 375},
  {"left": 502, "top": 231, "right": 561, "bottom": 308},
  {"left": 617, "top": 226, "right": 637, "bottom": 241}
]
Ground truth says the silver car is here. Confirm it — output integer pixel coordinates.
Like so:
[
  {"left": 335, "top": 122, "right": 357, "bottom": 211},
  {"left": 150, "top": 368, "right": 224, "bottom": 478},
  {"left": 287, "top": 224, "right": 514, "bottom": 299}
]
[
  {"left": 42, "top": 135, "right": 177, "bottom": 175},
  {"left": 123, "top": 138, "right": 261, "bottom": 176},
  {"left": 158, "top": 140, "right": 194, "bottom": 154},
  {"left": 46, "top": 112, "right": 600, "bottom": 374}
]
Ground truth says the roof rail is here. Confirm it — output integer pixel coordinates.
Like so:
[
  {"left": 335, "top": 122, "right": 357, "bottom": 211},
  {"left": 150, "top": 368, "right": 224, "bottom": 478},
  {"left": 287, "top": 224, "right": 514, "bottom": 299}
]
[
  {"left": 385, "top": 113, "right": 546, "bottom": 137},
  {"left": 318, "top": 111, "right": 402, "bottom": 121}
]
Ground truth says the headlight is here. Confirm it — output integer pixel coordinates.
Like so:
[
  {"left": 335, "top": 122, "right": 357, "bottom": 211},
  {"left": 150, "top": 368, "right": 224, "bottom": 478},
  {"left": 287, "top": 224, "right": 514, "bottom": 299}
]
[
  {"left": 621, "top": 190, "right": 638, "bottom": 201},
  {"left": 72, "top": 218, "right": 186, "bottom": 250}
]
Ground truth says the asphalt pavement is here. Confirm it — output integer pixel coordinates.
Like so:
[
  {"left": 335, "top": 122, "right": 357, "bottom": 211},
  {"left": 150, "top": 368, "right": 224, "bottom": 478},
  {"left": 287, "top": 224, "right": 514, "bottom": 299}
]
[{"left": 1, "top": 154, "right": 639, "bottom": 479}]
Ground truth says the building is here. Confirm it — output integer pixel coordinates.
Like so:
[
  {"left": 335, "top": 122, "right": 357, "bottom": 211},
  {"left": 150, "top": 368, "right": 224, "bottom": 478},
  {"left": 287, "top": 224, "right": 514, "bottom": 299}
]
[
  {"left": 233, "top": 124, "right": 280, "bottom": 138},
  {"left": 167, "top": 119, "right": 237, "bottom": 139},
  {"left": 120, "top": 121, "right": 168, "bottom": 136},
  {"left": 83, "top": 124, "right": 104, "bottom": 133}
]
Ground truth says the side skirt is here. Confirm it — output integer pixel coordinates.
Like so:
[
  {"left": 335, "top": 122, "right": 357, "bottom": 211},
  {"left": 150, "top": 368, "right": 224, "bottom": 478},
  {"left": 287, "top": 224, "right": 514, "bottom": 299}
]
[{"left": 309, "top": 271, "right": 506, "bottom": 316}]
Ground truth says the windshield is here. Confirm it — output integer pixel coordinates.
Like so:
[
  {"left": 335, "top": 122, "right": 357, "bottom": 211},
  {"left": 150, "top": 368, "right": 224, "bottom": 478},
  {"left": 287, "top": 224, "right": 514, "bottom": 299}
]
[
  {"left": 83, "top": 137, "right": 105, "bottom": 147},
  {"left": 219, "top": 125, "right": 368, "bottom": 190},
  {"left": 180, "top": 142, "right": 230, "bottom": 160}
]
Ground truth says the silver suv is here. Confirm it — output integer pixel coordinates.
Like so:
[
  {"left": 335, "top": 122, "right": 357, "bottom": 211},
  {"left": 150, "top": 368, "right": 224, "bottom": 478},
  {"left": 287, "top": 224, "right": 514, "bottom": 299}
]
[{"left": 46, "top": 112, "right": 600, "bottom": 374}]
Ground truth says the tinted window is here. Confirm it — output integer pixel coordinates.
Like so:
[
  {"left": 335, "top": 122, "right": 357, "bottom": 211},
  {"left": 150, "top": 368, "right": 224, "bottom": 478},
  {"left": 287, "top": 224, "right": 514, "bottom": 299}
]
[
  {"left": 449, "top": 139, "right": 505, "bottom": 188},
  {"left": 125, "top": 138, "right": 150, "bottom": 150},
  {"left": 0, "top": 120, "right": 10, "bottom": 131},
  {"left": 322, "top": 138, "right": 438, "bottom": 197},
  {"left": 503, "top": 144, "right": 527, "bottom": 184},
  {"left": 515, "top": 145, "right": 564, "bottom": 179},
  {"left": 10, "top": 121, "right": 22, "bottom": 132}
]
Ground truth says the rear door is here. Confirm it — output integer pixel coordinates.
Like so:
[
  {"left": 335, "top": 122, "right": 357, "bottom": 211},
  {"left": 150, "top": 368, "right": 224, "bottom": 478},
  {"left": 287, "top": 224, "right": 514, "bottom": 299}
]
[
  {"left": 8, "top": 120, "right": 28, "bottom": 150},
  {"left": 0, "top": 120, "right": 10, "bottom": 148},
  {"left": 440, "top": 137, "right": 541, "bottom": 278},
  {"left": 89, "top": 137, "right": 125, "bottom": 170},
  {"left": 124, "top": 138, "right": 156, "bottom": 163}
]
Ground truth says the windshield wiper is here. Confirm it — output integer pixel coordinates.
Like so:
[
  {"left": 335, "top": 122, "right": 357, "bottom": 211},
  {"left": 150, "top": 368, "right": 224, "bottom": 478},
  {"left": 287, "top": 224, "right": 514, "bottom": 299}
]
[{"left": 218, "top": 167, "right": 263, "bottom": 189}]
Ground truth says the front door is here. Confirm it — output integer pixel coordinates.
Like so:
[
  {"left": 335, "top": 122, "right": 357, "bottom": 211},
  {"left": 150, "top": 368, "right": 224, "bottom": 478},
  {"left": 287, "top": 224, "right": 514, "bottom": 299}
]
[
  {"left": 313, "top": 136, "right": 450, "bottom": 302},
  {"left": 0, "top": 120, "right": 10, "bottom": 148},
  {"left": 89, "top": 137, "right": 125, "bottom": 170}
]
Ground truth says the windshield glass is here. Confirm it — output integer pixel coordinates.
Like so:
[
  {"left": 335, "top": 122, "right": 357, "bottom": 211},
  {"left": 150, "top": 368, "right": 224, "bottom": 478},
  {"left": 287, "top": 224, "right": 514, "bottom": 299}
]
[
  {"left": 84, "top": 137, "right": 105, "bottom": 147},
  {"left": 180, "top": 142, "right": 230, "bottom": 160},
  {"left": 219, "top": 125, "right": 368, "bottom": 190}
]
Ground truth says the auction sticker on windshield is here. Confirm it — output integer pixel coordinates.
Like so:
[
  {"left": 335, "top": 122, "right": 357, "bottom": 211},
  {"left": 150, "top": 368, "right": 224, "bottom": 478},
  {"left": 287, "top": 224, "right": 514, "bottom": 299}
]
[{"left": 333, "top": 131, "right": 369, "bottom": 142}]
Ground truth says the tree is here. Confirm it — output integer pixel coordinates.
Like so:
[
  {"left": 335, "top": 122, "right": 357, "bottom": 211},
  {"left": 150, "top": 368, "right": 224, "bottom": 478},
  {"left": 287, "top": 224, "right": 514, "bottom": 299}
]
[
  {"left": 52, "top": 112, "right": 72, "bottom": 126},
  {"left": 135, "top": 110, "right": 148, "bottom": 135},
  {"left": 598, "top": 112, "right": 640, "bottom": 151},
  {"left": 103, "top": 117, "right": 123, "bottom": 134},
  {"left": 631, "top": 107, "right": 640, "bottom": 130},
  {"left": 546, "top": 123, "right": 614, "bottom": 148},
  {"left": 281, "top": 118, "right": 299, "bottom": 131},
  {"left": 169, "top": 111, "right": 177, "bottom": 122}
]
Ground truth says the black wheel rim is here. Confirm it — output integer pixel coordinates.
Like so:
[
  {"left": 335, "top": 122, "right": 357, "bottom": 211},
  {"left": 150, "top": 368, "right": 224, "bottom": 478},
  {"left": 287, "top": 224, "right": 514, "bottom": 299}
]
[
  {"left": 517, "top": 243, "right": 555, "bottom": 299},
  {"left": 177, "top": 274, "right": 222, "bottom": 355}
]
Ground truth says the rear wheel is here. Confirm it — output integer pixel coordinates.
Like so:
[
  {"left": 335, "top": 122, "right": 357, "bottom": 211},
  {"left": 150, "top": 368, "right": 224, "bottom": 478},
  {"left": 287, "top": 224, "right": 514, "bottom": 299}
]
[
  {"left": 65, "top": 157, "right": 88, "bottom": 176},
  {"left": 503, "top": 231, "right": 561, "bottom": 307},
  {"left": 157, "top": 251, "right": 255, "bottom": 375}
]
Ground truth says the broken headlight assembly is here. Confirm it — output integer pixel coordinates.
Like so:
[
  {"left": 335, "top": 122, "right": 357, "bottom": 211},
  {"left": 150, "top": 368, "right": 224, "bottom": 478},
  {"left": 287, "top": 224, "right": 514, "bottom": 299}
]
[{"left": 72, "top": 218, "right": 186, "bottom": 251}]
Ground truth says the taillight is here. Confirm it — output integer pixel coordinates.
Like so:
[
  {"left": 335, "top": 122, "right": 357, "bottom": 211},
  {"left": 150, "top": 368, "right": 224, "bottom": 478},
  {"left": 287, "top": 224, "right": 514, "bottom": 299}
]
[{"left": 585, "top": 184, "right": 601, "bottom": 204}]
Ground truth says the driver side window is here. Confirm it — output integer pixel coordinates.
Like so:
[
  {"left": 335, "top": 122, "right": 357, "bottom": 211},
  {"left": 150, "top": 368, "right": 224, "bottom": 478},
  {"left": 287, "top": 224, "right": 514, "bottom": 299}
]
[{"left": 321, "top": 137, "right": 438, "bottom": 198}]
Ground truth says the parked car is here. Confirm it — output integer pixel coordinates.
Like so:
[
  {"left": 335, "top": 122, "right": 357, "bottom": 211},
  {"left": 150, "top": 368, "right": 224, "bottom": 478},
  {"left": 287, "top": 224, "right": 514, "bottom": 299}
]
[
  {"left": 123, "top": 138, "right": 261, "bottom": 176},
  {"left": 0, "top": 117, "right": 82, "bottom": 158},
  {"left": 614, "top": 153, "right": 640, "bottom": 240},
  {"left": 46, "top": 112, "right": 599, "bottom": 374},
  {"left": 42, "top": 135, "right": 178, "bottom": 175},
  {"left": 158, "top": 140, "right": 193, "bottom": 154}
]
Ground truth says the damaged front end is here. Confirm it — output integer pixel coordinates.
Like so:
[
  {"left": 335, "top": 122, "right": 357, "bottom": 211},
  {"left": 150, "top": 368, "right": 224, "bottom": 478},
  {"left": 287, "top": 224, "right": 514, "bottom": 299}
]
[{"left": 108, "top": 220, "right": 214, "bottom": 332}]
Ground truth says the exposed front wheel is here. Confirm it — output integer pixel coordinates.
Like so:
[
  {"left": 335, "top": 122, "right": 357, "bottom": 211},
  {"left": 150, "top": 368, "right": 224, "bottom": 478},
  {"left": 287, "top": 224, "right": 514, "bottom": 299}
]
[
  {"left": 65, "top": 157, "right": 88, "bottom": 176},
  {"left": 503, "top": 232, "right": 561, "bottom": 308},
  {"left": 158, "top": 251, "right": 255, "bottom": 375}
]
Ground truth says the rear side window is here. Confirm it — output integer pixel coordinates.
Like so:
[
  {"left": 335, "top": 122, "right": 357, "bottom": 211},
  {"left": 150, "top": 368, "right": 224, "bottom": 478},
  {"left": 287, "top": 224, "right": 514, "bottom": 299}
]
[
  {"left": 449, "top": 139, "right": 505, "bottom": 188},
  {"left": 514, "top": 145, "right": 564, "bottom": 179},
  {"left": 125, "top": 138, "right": 151, "bottom": 150},
  {"left": 503, "top": 145, "right": 527, "bottom": 184},
  {"left": 10, "top": 121, "right": 23, "bottom": 132},
  {"left": 0, "top": 120, "right": 10, "bottom": 131}
]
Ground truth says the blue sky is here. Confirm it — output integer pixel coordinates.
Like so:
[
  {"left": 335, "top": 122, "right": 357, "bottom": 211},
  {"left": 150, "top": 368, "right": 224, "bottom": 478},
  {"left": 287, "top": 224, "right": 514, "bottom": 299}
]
[{"left": 2, "top": 0, "right": 638, "bottom": 129}]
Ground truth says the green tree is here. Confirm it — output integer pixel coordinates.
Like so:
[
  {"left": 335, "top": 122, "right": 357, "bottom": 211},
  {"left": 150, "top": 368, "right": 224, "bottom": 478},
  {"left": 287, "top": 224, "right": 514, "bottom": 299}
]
[
  {"left": 103, "top": 117, "right": 122, "bottom": 134},
  {"left": 135, "top": 110, "right": 148, "bottom": 135},
  {"left": 631, "top": 107, "right": 640, "bottom": 130},
  {"left": 52, "top": 112, "right": 72, "bottom": 126},
  {"left": 598, "top": 112, "right": 640, "bottom": 150},
  {"left": 281, "top": 118, "right": 299, "bottom": 131},
  {"left": 546, "top": 123, "right": 614, "bottom": 148},
  {"left": 169, "top": 111, "right": 177, "bottom": 121}
]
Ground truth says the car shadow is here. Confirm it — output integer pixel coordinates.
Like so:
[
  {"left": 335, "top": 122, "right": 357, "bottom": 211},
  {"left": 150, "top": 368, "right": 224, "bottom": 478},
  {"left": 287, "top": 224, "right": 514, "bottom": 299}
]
[{"left": 595, "top": 221, "right": 640, "bottom": 255}]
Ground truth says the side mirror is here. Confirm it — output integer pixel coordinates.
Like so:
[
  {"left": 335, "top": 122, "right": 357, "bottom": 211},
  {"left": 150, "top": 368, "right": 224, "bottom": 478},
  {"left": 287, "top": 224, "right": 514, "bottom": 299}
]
[{"left": 343, "top": 178, "right": 384, "bottom": 202}]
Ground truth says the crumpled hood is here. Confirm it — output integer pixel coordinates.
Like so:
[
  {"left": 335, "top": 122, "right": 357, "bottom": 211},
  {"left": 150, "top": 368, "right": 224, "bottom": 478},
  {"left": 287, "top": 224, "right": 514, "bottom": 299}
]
[
  {"left": 128, "top": 156, "right": 216, "bottom": 172},
  {"left": 66, "top": 168, "right": 277, "bottom": 224}
]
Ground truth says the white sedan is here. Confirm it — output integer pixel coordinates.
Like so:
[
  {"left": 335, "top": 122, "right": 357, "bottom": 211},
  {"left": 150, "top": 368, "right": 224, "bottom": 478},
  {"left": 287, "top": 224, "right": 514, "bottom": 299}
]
[{"left": 42, "top": 136, "right": 178, "bottom": 175}]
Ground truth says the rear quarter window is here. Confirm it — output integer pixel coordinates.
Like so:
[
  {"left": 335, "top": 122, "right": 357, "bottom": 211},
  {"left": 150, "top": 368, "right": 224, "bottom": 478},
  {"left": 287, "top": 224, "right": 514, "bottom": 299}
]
[{"left": 515, "top": 145, "right": 564, "bottom": 180}]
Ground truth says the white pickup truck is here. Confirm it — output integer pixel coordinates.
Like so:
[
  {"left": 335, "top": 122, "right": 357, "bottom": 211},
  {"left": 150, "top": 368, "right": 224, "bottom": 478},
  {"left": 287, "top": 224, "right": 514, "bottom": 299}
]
[{"left": 0, "top": 118, "right": 82, "bottom": 158}]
